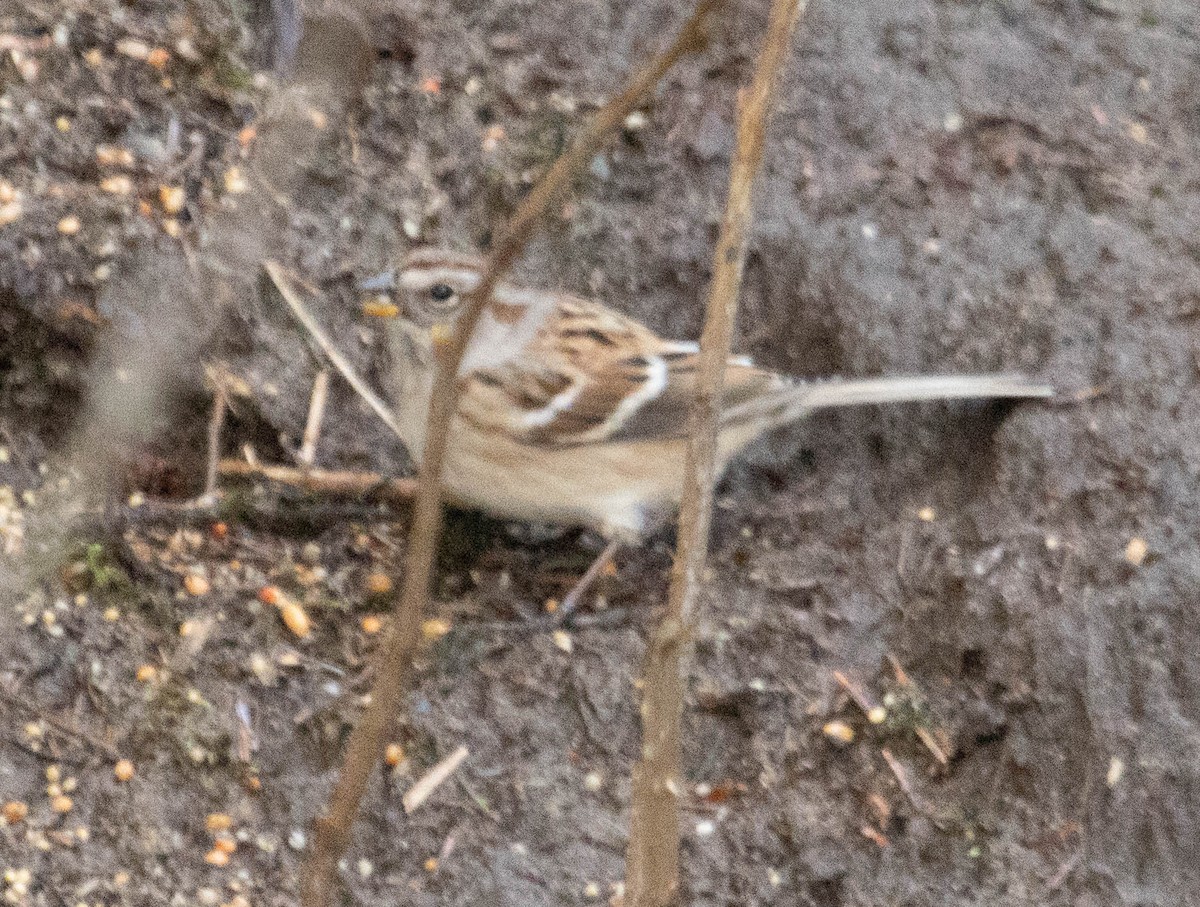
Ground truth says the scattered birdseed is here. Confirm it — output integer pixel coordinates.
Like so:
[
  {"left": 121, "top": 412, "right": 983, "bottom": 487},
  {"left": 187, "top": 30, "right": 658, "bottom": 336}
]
[
  {"left": 1124, "top": 537, "right": 1148, "bottom": 566},
  {"left": 822, "top": 720, "right": 855, "bottom": 744},
  {"left": 99, "top": 175, "right": 133, "bottom": 195},
  {"left": 113, "top": 759, "right": 134, "bottom": 782},
  {"left": 184, "top": 573, "right": 210, "bottom": 596},
  {"left": 1106, "top": 756, "right": 1125, "bottom": 787},
  {"left": 422, "top": 618, "right": 451, "bottom": 641},
  {"left": 203, "top": 848, "right": 229, "bottom": 867}
]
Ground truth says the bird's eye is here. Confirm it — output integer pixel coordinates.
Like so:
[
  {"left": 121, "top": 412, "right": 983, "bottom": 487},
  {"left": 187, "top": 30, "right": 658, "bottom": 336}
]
[{"left": 429, "top": 283, "right": 455, "bottom": 302}]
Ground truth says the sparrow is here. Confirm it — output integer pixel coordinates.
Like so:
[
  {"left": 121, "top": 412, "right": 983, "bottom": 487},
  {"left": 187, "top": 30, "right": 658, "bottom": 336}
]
[{"left": 363, "top": 248, "right": 1052, "bottom": 541}]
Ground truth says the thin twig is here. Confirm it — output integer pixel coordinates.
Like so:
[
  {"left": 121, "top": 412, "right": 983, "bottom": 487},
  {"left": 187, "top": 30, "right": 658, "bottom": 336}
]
[
  {"left": 553, "top": 539, "right": 620, "bottom": 625},
  {"left": 402, "top": 745, "right": 469, "bottom": 814},
  {"left": 204, "top": 383, "right": 228, "bottom": 502},
  {"left": 264, "top": 261, "right": 405, "bottom": 441},
  {"left": 296, "top": 369, "right": 331, "bottom": 467},
  {"left": 624, "top": 2, "right": 807, "bottom": 904},
  {"left": 218, "top": 458, "right": 417, "bottom": 500},
  {"left": 0, "top": 687, "right": 121, "bottom": 760},
  {"left": 300, "top": 6, "right": 722, "bottom": 903}
]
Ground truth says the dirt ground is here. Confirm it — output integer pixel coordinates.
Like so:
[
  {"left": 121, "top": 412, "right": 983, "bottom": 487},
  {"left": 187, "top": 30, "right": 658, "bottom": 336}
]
[{"left": 2, "top": 0, "right": 1198, "bottom": 904}]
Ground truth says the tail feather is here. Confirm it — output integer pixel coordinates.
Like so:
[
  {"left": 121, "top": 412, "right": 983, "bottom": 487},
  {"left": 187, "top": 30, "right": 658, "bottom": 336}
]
[
  {"left": 794, "top": 373, "right": 1054, "bottom": 410},
  {"left": 722, "top": 373, "right": 1053, "bottom": 431}
]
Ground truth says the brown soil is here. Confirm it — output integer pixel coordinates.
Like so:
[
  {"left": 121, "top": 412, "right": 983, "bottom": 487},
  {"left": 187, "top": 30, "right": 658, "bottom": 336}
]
[{"left": 2, "top": 1, "right": 1198, "bottom": 905}]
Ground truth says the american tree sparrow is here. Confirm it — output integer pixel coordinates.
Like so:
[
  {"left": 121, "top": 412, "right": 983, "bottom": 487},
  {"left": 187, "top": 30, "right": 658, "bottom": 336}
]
[{"left": 365, "top": 248, "right": 1052, "bottom": 541}]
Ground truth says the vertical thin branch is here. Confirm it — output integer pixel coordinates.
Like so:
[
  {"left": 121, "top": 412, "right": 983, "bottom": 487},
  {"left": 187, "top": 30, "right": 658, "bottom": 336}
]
[
  {"left": 296, "top": 368, "right": 331, "bottom": 467},
  {"left": 624, "top": 2, "right": 808, "bottom": 905},
  {"left": 300, "top": 4, "right": 723, "bottom": 904},
  {"left": 203, "top": 384, "right": 228, "bottom": 501}
]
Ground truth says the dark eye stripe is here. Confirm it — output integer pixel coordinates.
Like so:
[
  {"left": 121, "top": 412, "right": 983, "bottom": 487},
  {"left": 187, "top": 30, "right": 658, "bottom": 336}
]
[{"left": 429, "top": 283, "right": 455, "bottom": 301}]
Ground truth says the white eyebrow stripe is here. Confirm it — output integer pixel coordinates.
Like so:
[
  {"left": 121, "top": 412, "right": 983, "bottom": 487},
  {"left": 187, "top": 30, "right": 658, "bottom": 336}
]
[{"left": 398, "top": 267, "right": 482, "bottom": 291}]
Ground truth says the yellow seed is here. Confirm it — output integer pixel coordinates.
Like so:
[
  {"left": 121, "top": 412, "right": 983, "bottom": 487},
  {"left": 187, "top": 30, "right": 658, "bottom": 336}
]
[
  {"left": 277, "top": 598, "right": 311, "bottom": 638},
  {"left": 146, "top": 47, "right": 170, "bottom": 69},
  {"left": 1106, "top": 756, "right": 1125, "bottom": 787},
  {"left": 104, "top": 606, "right": 120, "bottom": 622},
  {"left": 2, "top": 801, "right": 28, "bottom": 824},
  {"left": 0, "top": 201, "right": 24, "bottom": 226},
  {"left": 223, "top": 167, "right": 247, "bottom": 194},
  {"left": 204, "top": 847, "right": 230, "bottom": 867},
  {"left": 364, "top": 572, "right": 393, "bottom": 596},
  {"left": 55, "top": 116, "right": 70, "bottom": 132},
  {"left": 95, "top": 144, "right": 134, "bottom": 167},
  {"left": 421, "top": 617, "right": 451, "bottom": 641},
  {"left": 1124, "top": 537, "right": 1148, "bottom": 567},
  {"left": 51, "top": 794, "right": 74, "bottom": 813},
  {"left": 212, "top": 832, "right": 237, "bottom": 855},
  {"left": 135, "top": 664, "right": 158, "bottom": 682},
  {"left": 113, "top": 759, "right": 134, "bottom": 782},
  {"left": 99, "top": 175, "right": 133, "bottom": 195},
  {"left": 424, "top": 857, "right": 438, "bottom": 873},
  {"left": 360, "top": 615, "right": 383, "bottom": 635},
  {"left": 384, "top": 743, "right": 404, "bottom": 767},
  {"left": 183, "top": 573, "right": 209, "bottom": 596},
  {"left": 162, "top": 217, "right": 180, "bottom": 238},
  {"left": 115, "top": 38, "right": 150, "bottom": 60},
  {"left": 45, "top": 765, "right": 61, "bottom": 783},
  {"left": 822, "top": 720, "right": 856, "bottom": 744},
  {"left": 917, "top": 506, "right": 936, "bottom": 523},
  {"left": 158, "top": 185, "right": 185, "bottom": 214},
  {"left": 205, "top": 812, "right": 233, "bottom": 832}
]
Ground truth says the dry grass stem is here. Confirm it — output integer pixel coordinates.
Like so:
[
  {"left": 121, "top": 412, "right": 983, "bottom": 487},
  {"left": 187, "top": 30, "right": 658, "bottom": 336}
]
[
  {"left": 300, "top": 5, "right": 723, "bottom": 903},
  {"left": 624, "top": 2, "right": 808, "bottom": 904},
  {"left": 203, "top": 384, "right": 228, "bottom": 501},
  {"left": 264, "top": 260, "right": 405, "bottom": 441},
  {"left": 296, "top": 369, "right": 331, "bottom": 467},
  {"left": 217, "top": 458, "right": 418, "bottom": 501},
  {"left": 402, "top": 745, "right": 470, "bottom": 814}
]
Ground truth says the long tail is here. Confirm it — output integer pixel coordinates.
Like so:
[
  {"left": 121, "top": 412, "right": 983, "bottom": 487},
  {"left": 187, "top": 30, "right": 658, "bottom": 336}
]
[
  {"left": 722, "top": 373, "right": 1053, "bottom": 437},
  {"left": 793, "top": 373, "right": 1054, "bottom": 410}
]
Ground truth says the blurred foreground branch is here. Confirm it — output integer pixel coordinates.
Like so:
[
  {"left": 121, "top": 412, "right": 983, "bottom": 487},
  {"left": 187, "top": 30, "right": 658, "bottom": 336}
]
[
  {"left": 300, "top": 3, "right": 724, "bottom": 903},
  {"left": 623, "top": 1, "right": 808, "bottom": 904}
]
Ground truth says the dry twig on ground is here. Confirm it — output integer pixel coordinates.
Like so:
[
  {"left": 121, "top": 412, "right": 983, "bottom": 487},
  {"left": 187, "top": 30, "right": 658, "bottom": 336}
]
[
  {"left": 300, "top": 4, "right": 724, "bottom": 903},
  {"left": 623, "top": 2, "right": 808, "bottom": 904},
  {"left": 217, "top": 458, "right": 418, "bottom": 501}
]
